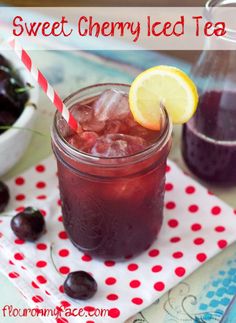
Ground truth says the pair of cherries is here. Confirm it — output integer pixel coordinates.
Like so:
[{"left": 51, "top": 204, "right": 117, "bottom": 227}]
[{"left": 0, "top": 181, "right": 97, "bottom": 300}]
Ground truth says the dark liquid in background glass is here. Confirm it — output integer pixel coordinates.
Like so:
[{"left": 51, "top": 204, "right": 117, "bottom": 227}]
[{"left": 182, "top": 91, "right": 236, "bottom": 183}]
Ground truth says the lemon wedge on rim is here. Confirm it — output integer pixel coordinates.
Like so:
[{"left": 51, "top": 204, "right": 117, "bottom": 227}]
[{"left": 129, "top": 65, "right": 198, "bottom": 130}]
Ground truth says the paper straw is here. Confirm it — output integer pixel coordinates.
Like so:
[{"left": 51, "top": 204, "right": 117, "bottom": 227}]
[{"left": 9, "top": 38, "right": 81, "bottom": 133}]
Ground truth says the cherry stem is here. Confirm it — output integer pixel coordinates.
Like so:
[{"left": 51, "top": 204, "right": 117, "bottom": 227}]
[
  {"left": 50, "top": 244, "right": 64, "bottom": 278},
  {"left": 15, "top": 83, "right": 34, "bottom": 93}
]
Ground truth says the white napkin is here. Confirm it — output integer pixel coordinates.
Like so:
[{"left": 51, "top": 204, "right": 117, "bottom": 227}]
[{"left": 0, "top": 156, "right": 235, "bottom": 323}]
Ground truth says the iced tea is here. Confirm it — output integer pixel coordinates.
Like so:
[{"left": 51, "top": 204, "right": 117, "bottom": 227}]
[{"left": 52, "top": 84, "right": 172, "bottom": 259}]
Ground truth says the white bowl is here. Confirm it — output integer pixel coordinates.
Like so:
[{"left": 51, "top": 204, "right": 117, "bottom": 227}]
[{"left": 0, "top": 50, "right": 39, "bottom": 176}]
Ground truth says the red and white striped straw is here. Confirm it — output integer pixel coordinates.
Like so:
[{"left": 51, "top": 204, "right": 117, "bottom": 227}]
[{"left": 9, "top": 38, "right": 81, "bottom": 133}]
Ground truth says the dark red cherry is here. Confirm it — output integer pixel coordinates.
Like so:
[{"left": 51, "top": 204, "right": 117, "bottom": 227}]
[
  {"left": 64, "top": 271, "right": 97, "bottom": 300},
  {"left": 0, "top": 181, "right": 10, "bottom": 212},
  {"left": 10, "top": 207, "right": 46, "bottom": 242},
  {"left": 0, "top": 69, "right": 29, "bottom": 116},
  {"left": 0, "top": 54, "right": 30, "bottom": 135},
  {"left": 0, "top": 110, "right": 17, "bottom": 134}
]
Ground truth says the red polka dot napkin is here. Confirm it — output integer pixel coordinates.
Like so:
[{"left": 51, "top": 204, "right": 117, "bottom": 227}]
[{"left": 0, "top": 157, "right": 235, "bottom": 323}]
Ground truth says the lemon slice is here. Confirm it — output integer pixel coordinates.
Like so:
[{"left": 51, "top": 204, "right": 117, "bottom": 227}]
[{"left": 129, "top": 65, "right": 198, "bottom": 130}]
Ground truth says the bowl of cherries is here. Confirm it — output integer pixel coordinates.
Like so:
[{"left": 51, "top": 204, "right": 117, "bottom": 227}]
[{"left": 0, "top": 51, "right": 38, "bottom": 176}]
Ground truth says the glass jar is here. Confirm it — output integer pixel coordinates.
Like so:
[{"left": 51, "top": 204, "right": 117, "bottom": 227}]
[
  {"left": 182, "top": 0, "right": 236, "bottom": 184},
  {"left": 51, "top": 83, "right": 172, "bottom": 260}
]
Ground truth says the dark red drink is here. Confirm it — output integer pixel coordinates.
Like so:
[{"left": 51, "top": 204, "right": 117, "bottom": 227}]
[
  {"left": 52, "top": 84, "right": 172, "bottom": 259},
  {"left": 182, "top": 91, "right": 236, "bottom": 183}
]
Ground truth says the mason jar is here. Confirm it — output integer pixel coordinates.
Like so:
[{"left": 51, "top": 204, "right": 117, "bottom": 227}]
[{"left": 52, "top": 83, "right": 172, "bottom": 260}]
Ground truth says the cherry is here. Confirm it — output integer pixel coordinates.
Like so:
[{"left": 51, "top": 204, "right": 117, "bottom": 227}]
[
  {"left": 0, "top": 110, "right": 17, "bottom": 128},
  {"left": 11, "top": 207, "right": 46, "bottom": 242},
  {"left": 0, "top": 69, "right": 29, "bottom": 115},
  {"left": 49, "top": 245, "right": 98, "bottom": 300},
  {"left": 64, "top": 271, "right": 97, "bottom": 300},
  {"left": 0, "top": 181, "right": 10, "bottom": 212},
  {"left": 0, "top": 54, "right": 30, "bottom": 135}
]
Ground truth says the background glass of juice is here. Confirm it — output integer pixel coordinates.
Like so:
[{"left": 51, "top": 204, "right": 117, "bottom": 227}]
[
  {"left": 181, "top": 50, "right": 236, "bottom": 184},
  {"left": 51, "top": 84, "right": 172, "bottom": 260},
  {"left": 182, "top": 0, "right": 236, "bottom": 184}
]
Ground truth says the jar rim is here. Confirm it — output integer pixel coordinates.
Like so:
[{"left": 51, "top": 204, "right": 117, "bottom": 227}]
[{"left": 52, "top": 83, "right": 172, "bottom": 167}]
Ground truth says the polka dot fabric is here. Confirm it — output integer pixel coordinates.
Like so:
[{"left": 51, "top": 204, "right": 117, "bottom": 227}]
[{"left": 0, "top": 157, "right": 235, "bottom": 323}]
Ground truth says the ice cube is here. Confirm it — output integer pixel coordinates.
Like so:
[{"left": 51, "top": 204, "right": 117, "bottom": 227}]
[
  {"left": 67, "top": 131, "right": 98, "bottom": 153},
  {"left": 129, "top": 123, "right": 156, "bottom": 139},
  {"left": 91, "top": 134, "right": 147, "bottom": 158},
  {"left": 94, "top": 89, "right": 130, "bottom": 122},
  {"left": 126, "top": 112, "right": 159, "bottom": 141},
  {"left": 125, "top": 112, "right": 138, "bottom": 128},
  {"left": 104, "top": 120, "right": 128, "bottom": 134},
  {"left": 82, "top": 118, "right": 105, "bottom": 132},
  {"left": 71, "top": 103, "right": 105, "bottom": 132},
  {"left": 71, "top": 104, "right": 94, "bottom": 124}
]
